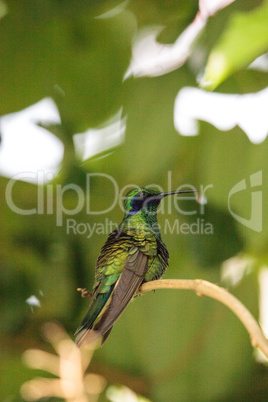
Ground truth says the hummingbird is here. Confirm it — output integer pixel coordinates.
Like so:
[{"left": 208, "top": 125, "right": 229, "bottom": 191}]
[{"left": 75, "top": 187, "right": 196, "bottom": 347}]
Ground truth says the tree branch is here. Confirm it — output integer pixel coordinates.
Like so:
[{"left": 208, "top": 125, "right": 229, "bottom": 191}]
[{"left": 138, "top": 279, "right": 268, "bottom": 359}]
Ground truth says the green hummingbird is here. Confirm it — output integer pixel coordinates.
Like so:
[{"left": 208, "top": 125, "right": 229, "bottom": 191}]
[{"left": 75, "top": 187, "right": 196, "bottom": 347}]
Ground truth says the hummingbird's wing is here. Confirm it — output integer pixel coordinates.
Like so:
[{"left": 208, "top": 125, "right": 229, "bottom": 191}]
[{"left": 75, "top": 246, "right": 148, "bottom": 347}]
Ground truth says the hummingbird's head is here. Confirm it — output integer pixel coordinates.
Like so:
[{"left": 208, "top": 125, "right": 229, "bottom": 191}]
[
  {"left": 123, "top": 188, "right": 162, "bottom": 218},
  {"left": 123, "top": 187, "right": 196, "bottom": 219}
]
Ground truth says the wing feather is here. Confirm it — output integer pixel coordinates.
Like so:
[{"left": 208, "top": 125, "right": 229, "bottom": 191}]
[
  {"left": 76, "top": 247, "right": 148, "bottom": 347},
  {"left": 94, "top": 247, "right": 148, "bottom": 335}
]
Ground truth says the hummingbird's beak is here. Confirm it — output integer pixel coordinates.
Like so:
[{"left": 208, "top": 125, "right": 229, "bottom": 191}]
[{"left": 161, "top": 190, "right": 197, "bottom": 198}]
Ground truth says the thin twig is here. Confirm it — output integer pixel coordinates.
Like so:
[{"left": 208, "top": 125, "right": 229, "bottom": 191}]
[{"left": 138, "top": 279, "right": 268, "bottom": 358}]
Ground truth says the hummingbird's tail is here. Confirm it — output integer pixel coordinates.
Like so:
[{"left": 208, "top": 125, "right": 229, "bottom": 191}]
[
  {"left": 75, "top": 289, "right": 113, "bottom": 347},
  {"left": 76, "top": 324, "right": 113, "bottom": 348}
]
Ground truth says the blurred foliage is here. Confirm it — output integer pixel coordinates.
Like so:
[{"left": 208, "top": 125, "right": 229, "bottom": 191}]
[
  {"left": 0, "top": 0, "right": 268, "bottom": 401},
  {"left": 202, "top": 0, "right": 268, "bottom": 89}
]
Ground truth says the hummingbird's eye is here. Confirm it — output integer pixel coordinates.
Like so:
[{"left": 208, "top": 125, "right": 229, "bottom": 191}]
[{"left": 128, "top": 195, "right": 144, "bottom": 215}]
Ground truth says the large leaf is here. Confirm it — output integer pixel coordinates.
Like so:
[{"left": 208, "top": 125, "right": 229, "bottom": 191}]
[
  {"left": 201, "top": 0, "right": 268, "bottom": 89},
  {"left": 0, "top": 1, "right": 134, "bottom": 131}
]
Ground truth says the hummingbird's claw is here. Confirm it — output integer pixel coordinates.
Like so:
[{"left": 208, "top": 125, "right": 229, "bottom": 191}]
[{"left": 77, "top": 288, "right": 93, "bottom": 298}]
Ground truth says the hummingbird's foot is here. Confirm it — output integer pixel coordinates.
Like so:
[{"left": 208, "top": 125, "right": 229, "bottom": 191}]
[{"left": 77, "top": 288, "right": 93, "bottom": 298}]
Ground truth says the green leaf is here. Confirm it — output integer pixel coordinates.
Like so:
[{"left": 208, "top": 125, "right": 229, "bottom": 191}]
[
  {"left": 0, "top": 2, "right": 134, "bottom": 131},
  {"left": 201, "top": 0, "right": 268, "bottom": 90}
]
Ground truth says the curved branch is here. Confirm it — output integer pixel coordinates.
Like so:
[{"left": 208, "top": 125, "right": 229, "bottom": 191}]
[{"left": 138, "top": 279, "right": 268, "bottom": 358}]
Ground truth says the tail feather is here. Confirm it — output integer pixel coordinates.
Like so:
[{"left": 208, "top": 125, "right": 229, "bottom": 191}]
[
  {"left": 75, "top": 324, "right": 113, "bottom": 348},
  {"left": 75, "top": 327, "right": 102, "bottom": 348},
  {"left": 75, "top": 288, "right": 113, "bottom": 345},
  {"left": 100, "top": 326, "right": 113, "bottom": 346}
]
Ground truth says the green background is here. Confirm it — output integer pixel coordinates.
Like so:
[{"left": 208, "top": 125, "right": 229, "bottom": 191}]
[{"left": 0, "top": 0, "right": 268, "bottom": 400}]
